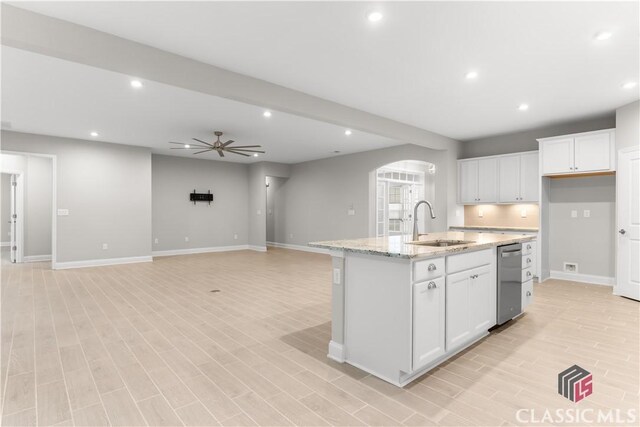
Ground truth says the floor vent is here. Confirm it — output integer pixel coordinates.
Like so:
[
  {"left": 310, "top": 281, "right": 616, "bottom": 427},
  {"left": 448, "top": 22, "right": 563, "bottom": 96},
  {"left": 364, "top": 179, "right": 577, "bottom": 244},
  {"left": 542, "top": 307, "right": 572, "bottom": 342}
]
[{"left": 210, "top": 289, "right": 221, "bottom": 293}]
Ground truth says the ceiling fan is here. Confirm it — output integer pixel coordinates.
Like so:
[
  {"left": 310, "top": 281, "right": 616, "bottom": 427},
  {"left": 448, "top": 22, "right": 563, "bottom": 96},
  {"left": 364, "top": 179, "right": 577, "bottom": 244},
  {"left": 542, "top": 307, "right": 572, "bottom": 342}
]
[{"left": 169, "top": 131, "right": 265, "bottom": 158}]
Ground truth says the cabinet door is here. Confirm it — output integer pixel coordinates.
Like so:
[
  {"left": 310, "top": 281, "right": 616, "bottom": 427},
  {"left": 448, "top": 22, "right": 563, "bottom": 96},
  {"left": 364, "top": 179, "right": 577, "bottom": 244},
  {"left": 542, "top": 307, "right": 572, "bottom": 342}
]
[
  {"left": 477, "top": 158, "right": 498, "bottom": 203},
  {"left": 469, "top": 265, "right": 495, "bottom": 334},
  {"left": 412, "top": 277, "right": 445, "bottom": 371},
  {"left": 498, "top": 155, "right": 521, "bottom": 203},
  {"left": 542, "top": 138, "right": 574, "bottom": 174},
  {"left": 519, "top": 152, "right": 539, "bottom": 202},
  {"left": 458, "top": 160, "right": 478, "bottom": 203},
  {"left": 446, "top": 270, "right": 471, "bottom": 349},
  {"left": 574, "top": 133, "right": 611, "bottom": 172}
]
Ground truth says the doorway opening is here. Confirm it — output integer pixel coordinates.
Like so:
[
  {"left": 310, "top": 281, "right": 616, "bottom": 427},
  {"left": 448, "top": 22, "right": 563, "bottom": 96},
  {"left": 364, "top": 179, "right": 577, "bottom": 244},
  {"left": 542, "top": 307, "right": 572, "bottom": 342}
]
[
  {"left": 265, "top": 175, "right": 288, "bottom": 249},
  {"left": 372, "top": 160, "right": 436, "bottom": 237}
]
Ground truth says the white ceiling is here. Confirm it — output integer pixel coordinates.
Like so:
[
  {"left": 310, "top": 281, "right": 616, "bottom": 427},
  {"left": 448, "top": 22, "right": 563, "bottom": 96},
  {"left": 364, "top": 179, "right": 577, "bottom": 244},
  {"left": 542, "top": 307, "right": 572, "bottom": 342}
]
[
  {"left": 11, "top": 1, "right": 639, "bottom": 141},
  {"left": 1, "top": 47, "right": 399, "bottom": 164}
]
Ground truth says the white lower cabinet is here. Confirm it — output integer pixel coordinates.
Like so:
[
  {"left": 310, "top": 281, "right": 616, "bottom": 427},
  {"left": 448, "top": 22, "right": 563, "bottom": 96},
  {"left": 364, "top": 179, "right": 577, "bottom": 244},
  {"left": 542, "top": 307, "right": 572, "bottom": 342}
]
[
  {"left": 446, "top": 264, "right": 495, "bottom": 350},
  {"left": 522, "top": 279, "right": 534, "bottom": 309},
  {"left": 412, "top": 277, "right": 445, "bottom": 371}
]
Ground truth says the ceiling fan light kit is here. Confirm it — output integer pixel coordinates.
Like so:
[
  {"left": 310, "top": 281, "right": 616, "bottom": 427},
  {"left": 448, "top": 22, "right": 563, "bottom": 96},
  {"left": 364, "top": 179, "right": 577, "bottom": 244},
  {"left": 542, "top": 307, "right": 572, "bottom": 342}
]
[{"left": 169, "top": 131, "right": 265, "bottom": 158}]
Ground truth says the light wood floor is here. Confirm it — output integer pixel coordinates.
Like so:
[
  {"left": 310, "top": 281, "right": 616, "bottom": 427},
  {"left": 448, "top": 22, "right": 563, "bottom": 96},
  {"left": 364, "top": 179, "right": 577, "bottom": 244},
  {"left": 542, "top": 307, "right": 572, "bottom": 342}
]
[{"left": 1, "top": 248, "right": 638, "bottom": 426}]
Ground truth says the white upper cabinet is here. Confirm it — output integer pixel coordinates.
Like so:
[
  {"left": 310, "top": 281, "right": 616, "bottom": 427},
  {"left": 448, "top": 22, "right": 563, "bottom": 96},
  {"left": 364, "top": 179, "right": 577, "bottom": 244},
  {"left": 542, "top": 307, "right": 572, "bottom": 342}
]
[
  {"left": 458, "top": 158, "right": 497, "bottom": 204},
  {"left": 460, "top": 151, "right": 538, "bottom": 205},
  {"left": 539, "top": 129, "right": 615, "bottom": 176}
]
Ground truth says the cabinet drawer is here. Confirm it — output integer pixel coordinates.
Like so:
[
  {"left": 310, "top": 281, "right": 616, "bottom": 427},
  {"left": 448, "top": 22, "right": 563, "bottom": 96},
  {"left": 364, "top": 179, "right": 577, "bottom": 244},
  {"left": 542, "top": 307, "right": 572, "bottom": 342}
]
[
  {"left": 522, "top": 240, "right": 536, "bottom": 255},
  {"left": 522, "top": 279, "right": 534, "bottom": 309},
  {"left": 522, "top": 254, "right": 535, "bottom": 270},
  {"left": 522, "top": 267, "right": 534, "bottom": 282},
  {"left": 413, "top": 258, "right": 445, "bottom": 282},
  {"left": 447, "top": 249, "right": 493, "bottom": 275}
]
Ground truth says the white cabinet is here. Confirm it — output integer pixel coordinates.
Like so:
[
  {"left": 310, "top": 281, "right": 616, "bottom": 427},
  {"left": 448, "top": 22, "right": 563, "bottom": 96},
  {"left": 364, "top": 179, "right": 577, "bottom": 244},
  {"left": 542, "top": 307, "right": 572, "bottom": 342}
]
[
  {"left": 446, "top": 263, "right": 495, "bottom": 350},
  {"left": 458, "top": 158, "right": 497, "bottom": 204},
  {"left": 498, "top": 152, "right": 539, "bottom": 203},
  {"left": 412, "top": 277, "right": 445, "bottom": 370},
  {"left": 540, "top": 130, "right": 615, "bottom": 175}
]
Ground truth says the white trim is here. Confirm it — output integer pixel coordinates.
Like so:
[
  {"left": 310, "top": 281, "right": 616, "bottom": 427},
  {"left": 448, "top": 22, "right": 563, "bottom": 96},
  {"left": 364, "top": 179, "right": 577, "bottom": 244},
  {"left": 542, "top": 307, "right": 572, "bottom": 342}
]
[
  {"left": 55, "top": 255, "right": 153, "bottom": 270},
  {"left": 249, "top": 245, "right": 267, "bottom": 252},
  {"left": 327, "top": 340, "right": 345, "bottom": 363},
  {"left": 549, "top": 270, "right": 614, "bottom": 286},
  {"left": 267, "top": 241, "right": 330, "bottom": 255},
  {"left": 153, "top": 245, "right": 250, "bottom": 257},
  {"left": 0, "top": 242, "right": 10, "bottom": 247},
  {"left": 537, "top": 127, "right": 616, "bottom": 142},
  {"left": 24, "top": 254, "right": 51, "bottom": 262}
]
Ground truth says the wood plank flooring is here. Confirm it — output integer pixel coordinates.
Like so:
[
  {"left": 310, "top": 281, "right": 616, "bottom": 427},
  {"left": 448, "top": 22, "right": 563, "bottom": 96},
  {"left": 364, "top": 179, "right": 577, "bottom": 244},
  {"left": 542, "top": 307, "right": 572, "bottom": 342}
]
[{"left": 1, "top": 248, "right": 638, "bottom": 426}]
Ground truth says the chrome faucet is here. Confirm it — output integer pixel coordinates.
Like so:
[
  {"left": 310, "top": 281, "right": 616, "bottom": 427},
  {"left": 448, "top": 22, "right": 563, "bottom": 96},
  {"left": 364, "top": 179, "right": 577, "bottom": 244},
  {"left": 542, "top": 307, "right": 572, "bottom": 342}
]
[{"left": 412, "top": 200, "right": 436, "bottom": 241}]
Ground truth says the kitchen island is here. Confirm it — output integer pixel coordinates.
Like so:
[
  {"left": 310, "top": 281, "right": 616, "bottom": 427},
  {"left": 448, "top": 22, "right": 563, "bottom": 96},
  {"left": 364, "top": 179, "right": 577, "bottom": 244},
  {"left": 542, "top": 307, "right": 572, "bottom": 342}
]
[{"left": 310, "top": 231, "right": 536, "bottom": 387}]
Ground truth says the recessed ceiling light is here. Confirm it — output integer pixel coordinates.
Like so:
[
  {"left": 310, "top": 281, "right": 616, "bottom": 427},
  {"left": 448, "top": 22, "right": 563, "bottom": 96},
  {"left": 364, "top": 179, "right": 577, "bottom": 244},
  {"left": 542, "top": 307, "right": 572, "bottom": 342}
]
[
  {"left": 184, "top": 144, "right": 190, "bottom": 148},
  {"left": 465, "top": 71, "right": 478, "bottom": 80},
  {"left": 518, "top": 104, "right": 529, "bottom": 111},
  {"left": 367, "top": 11, "right": 383, "bottom": 22},
  {"left": 622, "top": 81, "right": 637, "bottom": 89},
  {"left": 594, "top": 31, "right": 612, "bottom": 41},
  {"left": 90, "top": 131, "right": 99, "bottom": 137},
  {"left": 263, "top": 111, "right": 272, "bottom": 118},
  {"left": 345, "top": 129, "right": 352, "bottom": 136},
  {"left": 130, "top": 80, "right": 143, "bottom": 88},
  {"left": 253, "top": 153, "right": 259, "bottom": 157}
]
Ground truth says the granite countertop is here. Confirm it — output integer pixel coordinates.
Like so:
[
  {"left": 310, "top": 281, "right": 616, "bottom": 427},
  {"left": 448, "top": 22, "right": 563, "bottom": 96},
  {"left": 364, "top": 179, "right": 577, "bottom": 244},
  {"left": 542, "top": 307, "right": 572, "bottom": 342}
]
[
  {"left": 449, "top": 225, "right": 539, "bottom": 233},
  {"left": 309, "top": 231, "right": 535, "bottom": 259}
]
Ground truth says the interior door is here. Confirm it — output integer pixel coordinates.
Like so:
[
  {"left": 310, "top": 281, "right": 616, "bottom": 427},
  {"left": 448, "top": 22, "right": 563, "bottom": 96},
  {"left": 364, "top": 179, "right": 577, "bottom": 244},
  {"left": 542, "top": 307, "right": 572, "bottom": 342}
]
[
  {"left": 10, "top": 174, "right": 16, "bottom": 263},
  {"left": 616, "top": 148, "right": 640, "bottom": 301},
  {"left": 498, "top": 155, "right": 521, "bottom": 202}
]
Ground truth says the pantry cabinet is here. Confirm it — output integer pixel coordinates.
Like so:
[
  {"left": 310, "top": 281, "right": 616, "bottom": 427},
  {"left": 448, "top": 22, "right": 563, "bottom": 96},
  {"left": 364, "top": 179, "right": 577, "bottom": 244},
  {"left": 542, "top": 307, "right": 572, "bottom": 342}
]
[{"left": 539, "top": 129, "right": 615, "bottom": 175}]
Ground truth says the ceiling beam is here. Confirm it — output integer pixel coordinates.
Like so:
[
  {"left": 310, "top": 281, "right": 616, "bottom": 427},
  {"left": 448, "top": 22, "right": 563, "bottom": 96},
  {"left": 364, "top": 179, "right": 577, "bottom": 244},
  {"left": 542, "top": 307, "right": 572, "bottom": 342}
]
[{"left": 1, "top": 4, "right": 459, "bottom": 151}]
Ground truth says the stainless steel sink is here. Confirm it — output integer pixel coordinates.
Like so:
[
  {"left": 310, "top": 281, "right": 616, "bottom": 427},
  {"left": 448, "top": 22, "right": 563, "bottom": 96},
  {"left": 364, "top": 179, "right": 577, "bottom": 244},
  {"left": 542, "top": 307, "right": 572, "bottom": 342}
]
[{"left": 410, "top": 239, "right": 475, "bottom": 247}]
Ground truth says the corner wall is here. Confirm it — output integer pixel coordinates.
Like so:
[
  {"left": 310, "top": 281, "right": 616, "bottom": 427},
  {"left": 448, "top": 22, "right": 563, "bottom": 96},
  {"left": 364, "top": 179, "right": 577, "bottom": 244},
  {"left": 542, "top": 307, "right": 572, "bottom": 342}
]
[{"left": 615, "top": 101, "right": 640, "bottom": 151}]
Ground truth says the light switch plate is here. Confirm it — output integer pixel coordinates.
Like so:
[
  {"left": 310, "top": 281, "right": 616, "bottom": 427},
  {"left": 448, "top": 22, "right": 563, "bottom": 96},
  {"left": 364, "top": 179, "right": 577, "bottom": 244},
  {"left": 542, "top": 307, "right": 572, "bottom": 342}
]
[
  {"left": 57, "top": 209, "right": 69, "bottom": 216},
  {"left": 478, "top": 209, "right": 484, "bottom": 218},
  {"left": 571, "top": 210, "right": 578, "bottom": 218},
  {"left": 333, "top": 268, "right": 341, "bottom": 284},
  {"left": 521, "top": 209, "right": 527, "bottom": 218},
  {"left": 347, "top": 209, "right": 355, "bottom": 216}
]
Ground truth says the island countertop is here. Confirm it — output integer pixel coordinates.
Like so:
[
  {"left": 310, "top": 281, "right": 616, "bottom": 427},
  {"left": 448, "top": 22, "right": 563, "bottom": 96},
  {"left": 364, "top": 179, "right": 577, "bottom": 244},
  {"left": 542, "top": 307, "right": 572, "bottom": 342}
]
[{"left": 309, "top": 231, "right": 535, "bottom": 259}]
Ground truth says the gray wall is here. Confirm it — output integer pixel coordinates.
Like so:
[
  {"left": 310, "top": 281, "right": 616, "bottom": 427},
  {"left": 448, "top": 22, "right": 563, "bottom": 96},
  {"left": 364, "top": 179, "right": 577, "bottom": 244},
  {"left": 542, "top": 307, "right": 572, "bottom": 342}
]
[
  {"left": 267, "top": 144, "right": 450, "bottom": 247},
  {"left": 151, "top": 154, "right": 249, "bottom": 251},
  {"left": 24, "top": 155, "right": 52, "bottom": 257},
  {"left": 460, "top": 115, "right": 616, "bottom": 158},
  {"left": 1, "top": 131, "right": 152, "bottom": 264},
  {"left": 616, "top": 101, "right": 640, "bottom": 151},
  {"left": 1, "top": 174, "right": 10, "bottom": 243},
  {"left": 548, "top": 176, "right": 615, "bottom": 278}
]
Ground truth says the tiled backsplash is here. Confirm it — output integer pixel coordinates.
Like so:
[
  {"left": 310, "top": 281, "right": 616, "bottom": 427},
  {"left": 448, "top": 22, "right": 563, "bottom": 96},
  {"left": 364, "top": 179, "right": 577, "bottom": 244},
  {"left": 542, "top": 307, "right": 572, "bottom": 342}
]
[{"left": 464, "top": 204, "right": 539, "bottom": 228}]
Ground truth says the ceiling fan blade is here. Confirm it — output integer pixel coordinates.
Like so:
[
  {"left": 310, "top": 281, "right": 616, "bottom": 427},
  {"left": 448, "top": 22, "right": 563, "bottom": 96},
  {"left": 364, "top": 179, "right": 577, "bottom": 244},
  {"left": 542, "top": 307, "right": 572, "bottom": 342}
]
[
  {"left": 170, "top": 145, "right": 209, "bottom": 149},
  {"left": 222, "top": 140, "right": 234, "bottom": 147},
  {"left": 192, "top": 138, "right": 214, "bottom": 147},
  {"left": 225, "top": 150, "right": 251, "bottom": 157},
  {"left": 224, "top": 145, "right": 261, "bottom": 149},
  {"left": 192, "top": 149, "right": 212, "bottom": 155},
  {"left": 218, "top": 150, "right": 224, "bottom": 157},
  {"left": 226, "top": 148, "right": 266, "bottom": 153}
]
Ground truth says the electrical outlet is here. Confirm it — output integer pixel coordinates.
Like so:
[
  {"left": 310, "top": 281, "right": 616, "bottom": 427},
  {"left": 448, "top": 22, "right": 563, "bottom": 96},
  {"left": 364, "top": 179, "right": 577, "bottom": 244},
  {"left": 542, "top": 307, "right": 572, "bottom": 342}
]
[
  {"left": 521, "top": 208, "right": 527, "bottom": 218},
  {"left": 154, "top": 238, "right": 158, "bottom": 244},
  {"left": 478, "top": 209, "right": 484, "bottom": 218},
  {"left": 333, "top": 268, "right": 341, "bottom": 284},
  {"left": 583, "top": 210, "right": 591, "bottom": 218},
  {"left": 184, "top": 236, "right": 189, "bottom": 242},
  {"left": 233, "top": 234, "right": 238, "bottom": 240},
  {"left": 102, "top": 243, "right": 108, "bottom": 250},
  {"left": 564, "top": 262, "right": 578, "bottom": 273},
  {"left": 257, "top": 209, "right": 262, "bottom": 215},
  {"left": 571, "top": 210, "right": 578, "bottom": 218},
  {"left": 347, "top": 208, "right": 355, "bottom": 216}
]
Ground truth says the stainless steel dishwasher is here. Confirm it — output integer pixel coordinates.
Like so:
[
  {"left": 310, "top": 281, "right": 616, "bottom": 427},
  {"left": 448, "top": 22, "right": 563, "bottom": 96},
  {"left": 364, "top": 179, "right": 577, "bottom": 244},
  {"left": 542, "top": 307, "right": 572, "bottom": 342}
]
[{"left": 497, "top": 243, "right": 523, "bottom": 325}]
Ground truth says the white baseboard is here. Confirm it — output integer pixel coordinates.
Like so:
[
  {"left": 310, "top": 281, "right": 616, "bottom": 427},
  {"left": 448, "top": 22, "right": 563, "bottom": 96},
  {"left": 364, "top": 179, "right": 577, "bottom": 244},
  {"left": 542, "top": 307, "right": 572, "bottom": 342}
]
[
  {"left": 549, "top": 270, "right": 615, "bottom": 286},
  {"left": 54, "top": 255, "right": 153, "bottom": 270},
  {"left": 24, "top": 254, "right": 51, "bottom": 262},
  {"left": 327, "top": 340, "right": 345, "bottom": 363},
  {"left": 0, "top": 242, "right": 10, "bottom": 247},
  {"left": 153, "top": 245, "right": 250, "bottom": 257},
  {"left": 248, "top": 245, "right": 267, "bottom": 252},
  {"left": 267, "top": 241, "right": 330, "bottom": 255}
]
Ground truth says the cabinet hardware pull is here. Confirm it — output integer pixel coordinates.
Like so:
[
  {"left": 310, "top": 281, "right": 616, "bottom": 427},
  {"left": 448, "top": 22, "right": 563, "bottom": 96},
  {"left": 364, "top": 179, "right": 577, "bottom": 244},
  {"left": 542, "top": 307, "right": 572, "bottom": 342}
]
[
  {"left": 527, "top": 244, "right": 531, "bottom": 250},
  {"left": 619, "top": 229, "right": 626, "bottom": 235},
  {"left": 526, "top": 291, "right": 532, "bottom": 296},
  {"left": 527, "top": 258, "right": 531, "bottom": 263},
  {"left": 527, "top": 271, "right": 532, "bottom": 277},
  {"left": 428, "top": 263, "right": 437, "bottom": 271},
  {"left": 427, "top": 281, "right": 437, "bottom": 289}
]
